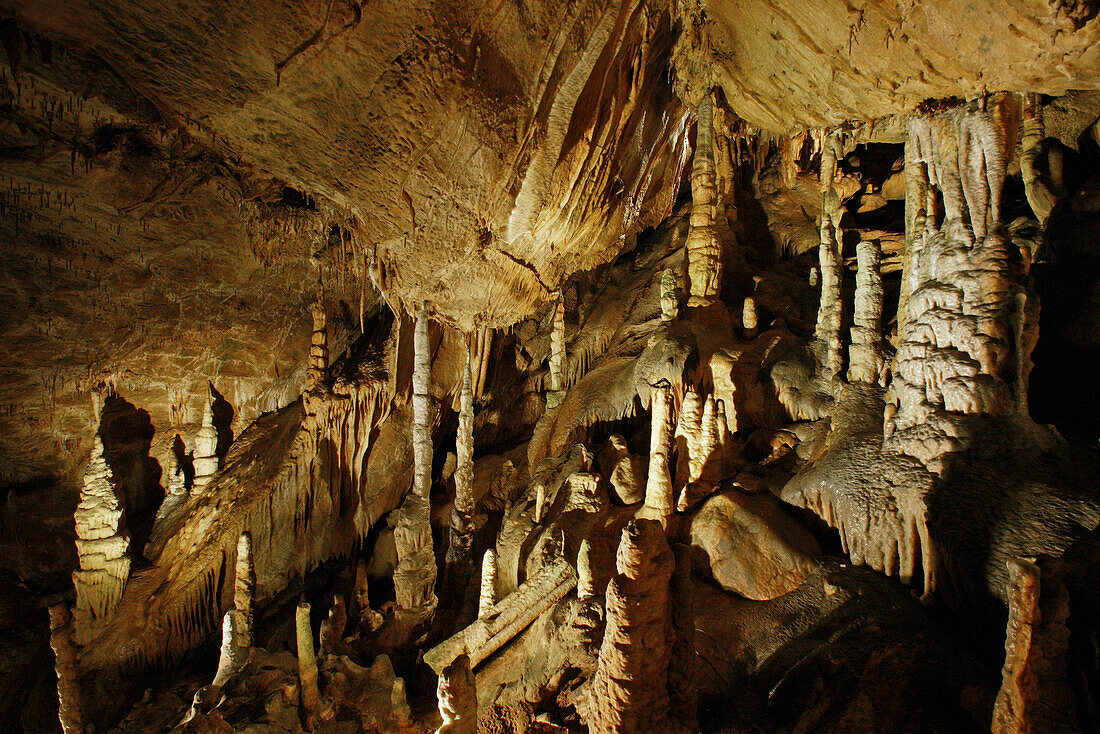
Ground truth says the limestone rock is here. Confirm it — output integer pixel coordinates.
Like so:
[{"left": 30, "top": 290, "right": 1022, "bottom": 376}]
[{"left": 690, "top": 489, "right": 820, "bottom": 601}]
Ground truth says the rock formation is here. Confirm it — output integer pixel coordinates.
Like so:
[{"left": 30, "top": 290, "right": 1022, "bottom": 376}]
[
  {"left": 847, "top": 238, "right": 886, "bottom": 385},
  {"left": 192, "top": 387, "right": 220, "bottom": 491},
  {"left": 392, "top": 306, "right": 438, "bottom": 627},
  {"left": 72, "top": 434, "right": 131, "bottom": 644},
  {"left": 445, "top": 337, "right": 476, "bottom": 603},
  {"left": 588, "top": 519, "right": 676, "bottom": 734},
  {"left": 686, "top": 92, "right": 723, "bottom": 306},
  {"left": 478, "top": 548, "right": 498, "bottom": 619},
  {"left": 435, "top": 653, "right": 477, "bottom": 734},
  {"left": 296, "top": 602, "right": 326, "bottom": 727},
  {"left": 640, "top": 382, "right": 674, "bottom": 524},
  {"left": 234, "top": 531, "right": 255, "bottom": 646},
  {"left": 212, "top": 609, "right": 250, "bottom": 687},
  {"left": 548, "top": 296, "right": 566, "bottom": 410}
]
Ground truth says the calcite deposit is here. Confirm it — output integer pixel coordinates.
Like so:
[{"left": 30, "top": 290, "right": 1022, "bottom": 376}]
[{"left": 3, "top": 1, "right": 1100, "bottom": 732}]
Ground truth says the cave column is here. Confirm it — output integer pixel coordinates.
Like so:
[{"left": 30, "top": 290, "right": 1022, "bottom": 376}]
[
  {"left": 814, "top": 131, "right": 845, "bottom": 382},
  {"left": 686, "top": 91, "right": 723, "bottom": 307},
  {"left": 444, "top": 335, "right": 476, "bottom": 605},
  {"left": 392, "top": 304, "right": 439, "bottom": 627}
]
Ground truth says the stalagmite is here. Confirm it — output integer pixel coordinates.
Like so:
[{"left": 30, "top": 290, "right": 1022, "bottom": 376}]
[
  {"left": 674, "top": 389, "right": 704, "bottom": 489},
  {"left": 393, "top": 304, "right": 438, "bottom": 625},
  {"left": 307, "top": 279, "right": 328, "bottom": 391},
  {"left": 547, "top": 295, "right": 566, "bottom": 409},
  {"left": 686, "top": 91, "right": 723, "bottom": 306},
  {"left": 809, "top": 266, "right": 819, "bottom": 287},
  {"left": 48, "top": 604, "right": 83, "bottom": 734},
  {"left": 212, "top": 610, "right": 250, "bottom": 687},
  {"left": 641, "top": 382, "right": 674, "bottom": 524},
  {"left": 478, "top": 548, "right": 497, "bottom": 618},
  {"left": 991, "top": 558, "right": 1075, "bottom": 734},
  {"left": 577, "top": 537, "right": 596, "bottom": 600},
  {"left": 445, "top": 336, "right": 476, "bottom": 602},
  {"left": 847, "top": 238, "right": 885, "bottom": 385},
  {"left": 534, "top": 482, "right": 546, "bottom": 522},
  {"left": 355, "top": 559, "right": 384, "bottom": 633},
  {"left": 72, "top": 434, "right": 131, "bottom": 644},
  {"left": 814, "top": 131, "right": 847, "bottom": 382},
  {"left": 296, "top": 602, "right": 326, "bottom": 727},
  {"left": 192, "top": 387, "right": 220, "bottom": 491},
  {"left": 588, "top": 519, "right": 676, "bottom": 734},
  {"left": 435, "top": 653, "right": 477, "bottom": 734},
  {"left": 660, "top": 269, "right": 679, "bottom": 322},
  {"left": 319, "top": 595, "right": 350, "bottom": 657},
  {"left": 425, "top": 557, "right": 577, "bottom": 672},
  {"left": 234, "top": 531, "right": 254, "bottom": 646},
  {"left": 742, "top": 296, "right": 758, "bottom": 339}
]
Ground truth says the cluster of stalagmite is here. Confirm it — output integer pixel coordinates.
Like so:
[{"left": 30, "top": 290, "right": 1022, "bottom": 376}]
[
  {"left": 641, "top": 382, "right": 674, "bottom": 524},
  {"left": 686, "top": 92, "right": 723, "bottom": 306},
  {"left": 673, "top": 390, "right": 728, "bottom": 494},
  {"left": 392, "top": 306, "right": 439, "bottom": 626},
  {"left": 48, "top": 604, "right": 83, "bottom": 734},
  {"left": 72, "top": 434, "right": 131, "bottom": 643},
  {"left": 588, "top": 519, "right": 677, "bottom": 734},
  {"left": 547, "top": 295, "right": 566, "bottom": 409},
  {"left": 885, "top": 96, "right": 1036, "bottom": 471},
  {"left": 307, "top": 279, "right": 329, "bottom": 390},
  {"left": 445, "top": 338, "right": 476, "bottom": 601},
  {"left": 847, "top": 239, "right": 886, "bottom": 384},
  {"left": 434, "top": 653, "right": 477, "bottom": 734},
  {"left": 192, "top": 388, "right": 220, "bottom": 491},
  {"left": 991, "top": 558, "right": 1075, "bottom": 734}
]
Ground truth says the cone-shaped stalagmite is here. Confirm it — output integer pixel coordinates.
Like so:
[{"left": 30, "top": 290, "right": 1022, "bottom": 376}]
[
  {"left": 296, "top": 602, "right": 327, "bottom": 727},
  {"left": 588, "top": 519, "right": 676, "bottom": 734},
  {"left": 478, "top": 548, "right": 497, "bottom": 618},
  {"left": 547, "top": 295, "right": 566, "bottom": 409},
  {"left": 393, "top": 305, "right": 439, "bottom": 625},
  {"left": 192, "top": 386, "right": 220, "bottom": 491},
  {"left": 234, "top": 531, "right": 255, "bottom": 646},
  {"left": 72, "top": 434, "right": 130, "bottom": 644},
  {"left": 212, "top": 610, "right": 250, "bottom": 687}
]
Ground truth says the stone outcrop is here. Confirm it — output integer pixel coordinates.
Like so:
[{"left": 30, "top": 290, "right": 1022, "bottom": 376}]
[{"left": 588, "top": 519, "right": 676, "bottom": 734}]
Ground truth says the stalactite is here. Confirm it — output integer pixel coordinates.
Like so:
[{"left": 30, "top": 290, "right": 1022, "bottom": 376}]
[
  {"left": 686, "top": 91, "right": 722, "bottom": 306},
  {"left": 478, "top": 548, "right": 498, "bottom": 618},
  {"left": 588, "top": 519, "right": 675, "bottom": 734},
  {"left": 234, "top": 531, "right": 254, "bottom": 646},
  {"left": 48, "top": 604, "right": 83, "bottom": 734},
  {"left": 393, "top": 304, "right": 438, "bottom": 625},
  {"left": 435, "top": 653, "right": 477, "bottom": 734},
  {"left": 641, "top": 382, "right": 674, "bottom": 525},
  {"left": 847, "top": 238, "right": 885, "bottom": 385},
  {"left": 547, "top": 295, "right": 566, "bottom": 410}
]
